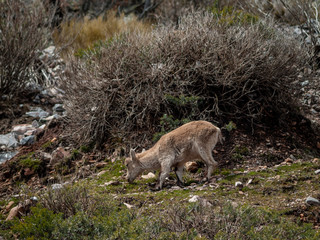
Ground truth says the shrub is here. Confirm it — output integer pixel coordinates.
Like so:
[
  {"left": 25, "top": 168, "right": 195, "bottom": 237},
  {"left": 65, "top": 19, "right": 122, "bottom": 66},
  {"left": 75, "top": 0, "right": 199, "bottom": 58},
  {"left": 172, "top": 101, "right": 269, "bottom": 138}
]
[
  {"left": 53, "top": 10, "right": 152, "bottom": 55},
  {"left": 62, "top": 10, "right": 310, "bottom": 148},
  {"left": 0, "top": 0, "right": 51, "bottom": 97},
  {"left": 6, "top": 198, "right": 320, "bottom": 239},
  {"left": 39, "top": 184, "right": 98, "bottom": 218}
]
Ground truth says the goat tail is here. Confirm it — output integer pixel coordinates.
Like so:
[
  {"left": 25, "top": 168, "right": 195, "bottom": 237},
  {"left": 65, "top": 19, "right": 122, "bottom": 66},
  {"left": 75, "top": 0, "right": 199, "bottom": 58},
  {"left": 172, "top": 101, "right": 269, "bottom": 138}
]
[{"left": 218, "top": 128, "right": 224, "bottom": 144}]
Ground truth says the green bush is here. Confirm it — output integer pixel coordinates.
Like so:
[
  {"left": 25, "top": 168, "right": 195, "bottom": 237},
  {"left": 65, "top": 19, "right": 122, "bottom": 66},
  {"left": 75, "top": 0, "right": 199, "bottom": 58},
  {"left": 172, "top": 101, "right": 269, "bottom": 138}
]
[
  {"left": 5, "top": 198, "right": 319, "bottom": 239},
  {"left": 11, "top": 207, "right": 62, "bottom": 240}
]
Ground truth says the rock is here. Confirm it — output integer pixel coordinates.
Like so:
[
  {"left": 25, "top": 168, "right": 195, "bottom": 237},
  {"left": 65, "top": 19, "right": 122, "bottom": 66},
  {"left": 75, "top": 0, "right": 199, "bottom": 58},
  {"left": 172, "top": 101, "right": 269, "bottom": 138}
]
[
  {"left": 20, "top": 135, "right": 35, "bottom": 146},
  {"left": 285, "top": 158, "right": 293, "bottom": 164},
  {"left": 315, "top": 169, "right": 320, "bottom": 175},
  {"left": 32, "top": 120, "right": 39, "bottom": 128},
  {"left": 235, "top": 181, "right": 243, "bottom": 189},
  {"left": 170, "top": 186, "right": 181, "bottom": 190},
  {"left": 53, "top": 104, "right": 65, "bottom": 113},
  {"left": 5, "top": 201, "right": 15, "bottom": 212},
  {"left": 50, "top": 147, "right": 70, "bottom": 166},
  {"left": 185, "top": 161, "right": 199, "bottom": 173},
  {"left": 51, "top": 183, "right": 63, "bottom": 190},
  {"left": 188, "top": 195, "right": 200, "bottom": 203},
  {"left": 43, "top": 46, "right": 55, "bottom": 56},
  {"left": 40, "top": 152, "right": 52, "bottom": 161},
  {"left": 103, "top": 180, "right": 120, "bottom": 186},
  {"left": 123, "top": 202, "right": 134, "bottom": 209},
  {"left": 6, "top": 198, "right": 37, "bottom": 221},
  {"left": 95, "top": 162, "right": 108, "bottom": 169},
  {"left": 301, "top": 80, "right": 309, "bottom": 87},
  {"left": 0, "top": 133, "right": 18, "bottom": 148},
  {"left": 306, "top": 196, "right": 320, "bottom": 206},
  {"left": 246, "top": 179, "right": 253, "bottom": 186},
  {"left": 0, "top": 151, "right": 18, "bottom": 164},
  {"left": 188, "top": 195, "right": 212, "bottom": 206},
  {"left": 6, "top": 205, "right": 21, "bottom": 221},
  {"left": 141, "top": 172, "right": 156, "bottom": 179},
  {"left": 97, "top": 170, "right": 107, "bottom": 176},
  {"left": 23, "top": 168, "right": 35, "bottom": 176},
  {"left": 26, "top": 107, "right": 49, "bottom": 118},
  {"left": 12, "top": 124, "right": 35, "bottom": 135},
  {"left": 42, "top": 115, "right": 60, "bottom": 122}
]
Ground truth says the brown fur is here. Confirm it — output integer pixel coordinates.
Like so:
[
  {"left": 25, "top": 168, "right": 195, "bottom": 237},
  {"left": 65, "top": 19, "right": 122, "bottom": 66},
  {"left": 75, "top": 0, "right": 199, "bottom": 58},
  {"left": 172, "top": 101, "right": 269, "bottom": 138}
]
[{"left": 125, "top": 121, "right": 223, "bottom": 189}]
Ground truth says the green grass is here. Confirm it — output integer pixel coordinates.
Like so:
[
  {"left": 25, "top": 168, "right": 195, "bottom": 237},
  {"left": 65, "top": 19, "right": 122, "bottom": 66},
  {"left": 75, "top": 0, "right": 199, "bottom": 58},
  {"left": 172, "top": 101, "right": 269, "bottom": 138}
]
[{"left": 3, "top": 156, "right": 320, "bottom": 239}]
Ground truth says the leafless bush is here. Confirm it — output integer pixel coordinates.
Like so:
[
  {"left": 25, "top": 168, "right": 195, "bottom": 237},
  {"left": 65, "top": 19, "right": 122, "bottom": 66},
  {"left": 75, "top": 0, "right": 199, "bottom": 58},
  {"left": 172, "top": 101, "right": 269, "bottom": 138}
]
[
  {"left": 39, "top": 184, "right": 100, "bottom": 218},
  {"left": 62, "top": 11, "right": 310, "bottom": 148},
  {"left": 0, "top": 0, "right": 52, "bottom": 97},
  {"left": 243, "top": 0, "right": 318, "bottom": 25}
]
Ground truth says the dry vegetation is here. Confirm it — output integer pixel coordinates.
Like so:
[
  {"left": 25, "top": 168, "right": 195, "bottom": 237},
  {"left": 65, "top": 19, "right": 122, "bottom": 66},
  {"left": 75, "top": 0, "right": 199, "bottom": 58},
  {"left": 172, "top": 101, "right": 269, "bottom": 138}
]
[
  {"left": 0, "top": 0, "right": 51, "bottom": 97},
  {"left": 61, "top": 11, "right": 310, "bottom": 148},
  {"left": 53, "top": 11, "right": 153, "bottom": 55}
]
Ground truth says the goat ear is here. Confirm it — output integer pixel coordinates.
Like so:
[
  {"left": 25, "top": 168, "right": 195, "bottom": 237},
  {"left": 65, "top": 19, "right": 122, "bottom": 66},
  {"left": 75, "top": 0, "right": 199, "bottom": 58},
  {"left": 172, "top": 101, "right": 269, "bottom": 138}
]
[{"left": 130, "top": 149, "right": 138, "bottom": 163}]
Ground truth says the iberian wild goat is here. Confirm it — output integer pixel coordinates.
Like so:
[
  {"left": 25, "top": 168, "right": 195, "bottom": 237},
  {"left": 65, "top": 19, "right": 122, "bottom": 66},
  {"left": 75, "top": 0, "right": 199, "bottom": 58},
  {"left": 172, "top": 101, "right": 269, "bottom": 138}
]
[{"left": 125, "top": 121, "right": 223, "bottom": 189}]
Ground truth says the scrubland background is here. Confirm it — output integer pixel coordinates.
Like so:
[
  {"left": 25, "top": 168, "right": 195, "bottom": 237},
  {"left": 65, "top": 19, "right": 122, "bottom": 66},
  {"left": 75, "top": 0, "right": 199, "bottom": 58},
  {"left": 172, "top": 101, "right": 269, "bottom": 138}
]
[{"left": 1, "top": 0, "right": 320, "bottom": 239}]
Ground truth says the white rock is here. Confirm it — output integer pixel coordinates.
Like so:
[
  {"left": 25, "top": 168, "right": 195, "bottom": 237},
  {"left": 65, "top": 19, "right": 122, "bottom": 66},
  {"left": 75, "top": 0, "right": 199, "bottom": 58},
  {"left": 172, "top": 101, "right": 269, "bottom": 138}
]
[
  {"left": 141, "top": 172, "right": 156, "bottom": 179},
  {"left": 123, "top": 203, "right": 134, "bottom": 209},
  {"left": 51, "top": 184, "right": 63, "bottom": 190},
  {"left": 97, "top": 170, "right": 107, "bottom": 176},
  {"left": 103, "top": 181, "right": 120, "bottom": 186},
  {"left": 246, "top": 179, "right": 253, "bottom": 186},
  {"left": 235, "top": 181, "right": 243, "bottom": 189},
  {"left": 43, "top": 46, "right": 55, "bottom": 55},
  {"left": 315, "top": 169, "right": 320, "bottom": 174},
  {"left": 188, "top": 195, "right": 200, "bottom": 203},
  {"left": 306, "top": 196, "right": 320, "bottom": 206},
  {"left": 0, "top": 133, "right": 18, "bottom": 148}
]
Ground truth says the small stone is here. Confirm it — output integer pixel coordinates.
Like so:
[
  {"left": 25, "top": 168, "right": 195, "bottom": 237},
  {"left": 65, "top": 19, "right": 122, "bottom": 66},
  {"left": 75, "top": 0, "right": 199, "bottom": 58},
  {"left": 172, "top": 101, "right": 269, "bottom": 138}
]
[
  {"left": 188, "top": 195, "right": 200, "bottom": 203},
  {"left": 141, "top": 172, "right": 156, "bottom": 179},
  {"left": 246, "top": 179, "right": 253, "bottom": 186},
  {"left": 26, "top": 107, "right": 49, "bottom": 118},
  {"left": 5, "top": 201, "right": 15, "bottom": 212},
  {"left": 306, "top": 196, "right": 320, "bottom": 206},
  {"left": 43, "top": 46, "right": 55, "bottom": 55},
  {"left": 12, "top": 124, "right": 35, "bottom": 135},
  {"left": 185, "top": 161, "right": 199, "bottom": 173},
  {"left": 0, "top": 133, "right": 18, "bottom": 148},
  {"left": 23, "top": 168, "right": 34, "bottom": 176},
  {"left": 32, "top": 120, "right": 39, "bottom": 128},
  {"left": 95, "top": 162, "right": 108, "bottom": 169},
  {"left": 301, "top": 80, "right": 309, "bottom": 87},
  {"left": 53, "top": 104, "right": 65, "bottom": 113},
  {"left": 313, "top": 158, "right": 319, "bottom": 163},
  {"left": 20, "top": 136, "right": 35, "bottom": 146},
  {"left": 51, "top": 184, "right": 63, "bottom": 190},
  {"left": 97, "top": 170, "right": 107, "bottom": 176},
  {"left": 50, "top": 147, "right": 70, "bottom": 166},
  {"left": 285, "top": 158, "right": 293, "bottom": 164},
  {"left": 235, "top": 181, "right": 243, "bottom": 189},
  {"left": 123, "top": 202, "right": 134, "bottom": 209},
  {"left": 170, "top": 186, "right": 181, "bottom": 190},
  {"left": 104, "top": 180, "right": 120, "bottom": 186},
  {"left": 315, "top": 169, "right": 320, "bottom": 175}
]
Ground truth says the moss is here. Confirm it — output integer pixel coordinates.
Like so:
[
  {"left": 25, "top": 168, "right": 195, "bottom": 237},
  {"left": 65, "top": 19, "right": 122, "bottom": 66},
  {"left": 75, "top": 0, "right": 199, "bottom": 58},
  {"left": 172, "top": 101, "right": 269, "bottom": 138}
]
[
  {"left": 19, "top": 152, "right": 42, "bottom": 172},
  {"left": 80, "top": 144, "right": 93, "bottom": 153},
  {"left": 41, "top": 141, "right": 52, "bottom": 151}
]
